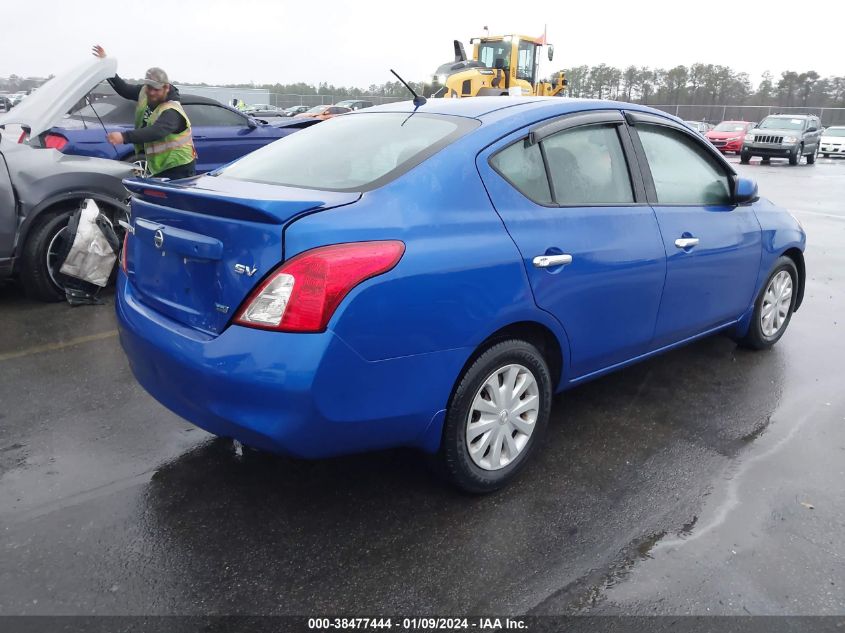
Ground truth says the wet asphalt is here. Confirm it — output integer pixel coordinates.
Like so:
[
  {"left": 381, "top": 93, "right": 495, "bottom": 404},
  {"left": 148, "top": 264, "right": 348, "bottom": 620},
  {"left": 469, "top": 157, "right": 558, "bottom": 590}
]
[{"left": 0, "top": 155, "right": 843, "bottom": 618}]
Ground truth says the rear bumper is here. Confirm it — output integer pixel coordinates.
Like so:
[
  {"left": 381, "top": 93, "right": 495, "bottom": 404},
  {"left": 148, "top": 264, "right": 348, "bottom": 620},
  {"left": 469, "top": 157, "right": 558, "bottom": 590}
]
[{"left": 116, "top": 275, "right": 459, "bottom": 458}]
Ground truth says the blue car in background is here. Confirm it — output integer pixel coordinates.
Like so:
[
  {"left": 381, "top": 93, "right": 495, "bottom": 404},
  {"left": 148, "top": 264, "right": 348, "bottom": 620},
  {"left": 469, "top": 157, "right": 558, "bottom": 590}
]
[
  {"left": 35, "top": 94, "right": 317, "bottom": 172},
  {"left": 116, "top": 97, "right": 806, "bottom": 493}
]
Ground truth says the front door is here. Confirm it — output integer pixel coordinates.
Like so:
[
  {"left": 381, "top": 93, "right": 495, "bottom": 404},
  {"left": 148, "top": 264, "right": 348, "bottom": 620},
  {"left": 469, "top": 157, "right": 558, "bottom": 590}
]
[
  {"left": 628, "top": 116, "right": 762, "bottom": 347},
  {"left": 477, "top": 112, "right": 667, "bottom": 379}
]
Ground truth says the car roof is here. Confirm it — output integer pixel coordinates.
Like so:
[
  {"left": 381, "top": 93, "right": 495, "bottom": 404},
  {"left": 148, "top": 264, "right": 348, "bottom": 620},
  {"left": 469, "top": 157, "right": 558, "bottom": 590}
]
[{"left": 362, "top": 96, "right": 691, "bottom": 125}]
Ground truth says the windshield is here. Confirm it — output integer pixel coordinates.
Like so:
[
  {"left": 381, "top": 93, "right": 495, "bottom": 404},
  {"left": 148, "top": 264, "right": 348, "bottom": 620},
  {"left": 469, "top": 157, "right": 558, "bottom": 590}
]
[
  {"left": 478, "top": 41, "right": 511, "bottom": 70},
  {"left": 714, "top": 122, "right": 748, "bottom": 132},
  {"left": 824, "top": 128, "right": 845, "bottom": 137},
  {"left": 219, "top": 113, "right": 477, "bottom": 191},
  {"left": 759, "top": 117, "right": 805, "bottom": 130},
  {"left": 68, "top": 97, "right": 134, "bottom": 124}
]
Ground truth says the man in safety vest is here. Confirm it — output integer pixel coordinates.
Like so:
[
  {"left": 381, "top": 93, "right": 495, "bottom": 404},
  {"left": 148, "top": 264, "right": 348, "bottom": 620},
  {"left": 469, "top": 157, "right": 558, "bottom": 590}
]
[{"left": 92, "top": 45, "right": 196, "bottom": 179}]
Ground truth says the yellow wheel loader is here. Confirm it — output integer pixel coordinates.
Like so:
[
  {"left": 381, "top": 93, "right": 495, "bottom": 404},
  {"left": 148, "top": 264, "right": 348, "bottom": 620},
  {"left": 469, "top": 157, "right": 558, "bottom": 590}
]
[{"left": 433, "top": 34, "right": 566, "bottom": 98}]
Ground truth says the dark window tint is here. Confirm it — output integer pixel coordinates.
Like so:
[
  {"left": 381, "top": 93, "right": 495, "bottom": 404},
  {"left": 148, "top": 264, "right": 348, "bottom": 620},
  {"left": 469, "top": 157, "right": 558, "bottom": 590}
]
[
  {"left": 221, "top": 113, "right": 476, "bottom": 191},
  {"left": 637, "top": 124, "right": 731, "bottom": 205},
  {"left": 490, "top": 139, "right": 552, "bottom": 205},
  {"left": 184, "top": 104, "right": 247, "bottom": 127},
  {"left": 543, "top": 125, "right": 634, "bottom": 205}
]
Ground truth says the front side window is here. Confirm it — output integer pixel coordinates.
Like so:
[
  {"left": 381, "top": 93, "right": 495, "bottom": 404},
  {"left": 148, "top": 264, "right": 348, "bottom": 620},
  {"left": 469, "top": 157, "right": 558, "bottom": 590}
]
[
  {"left": 220, "top": 113, "right": 476, "bottom": 191},
  {"left": 543, "top": 125, "right": 634, "bottom": 205},
  {"left": 637, "top": 124, "right": 731, "bottom": 205}
]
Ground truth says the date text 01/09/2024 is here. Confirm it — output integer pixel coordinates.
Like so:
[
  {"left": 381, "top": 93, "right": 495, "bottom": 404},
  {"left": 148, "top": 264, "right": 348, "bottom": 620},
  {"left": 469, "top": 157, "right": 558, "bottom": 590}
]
[{"left": 306, "top": 617, "right": 528, "bottom": 630}]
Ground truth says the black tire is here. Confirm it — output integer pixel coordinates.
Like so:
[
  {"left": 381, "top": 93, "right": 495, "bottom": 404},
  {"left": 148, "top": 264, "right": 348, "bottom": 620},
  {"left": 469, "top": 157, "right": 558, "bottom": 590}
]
[
  {"left": 822, "top": 153, "right": 829, "bottom": 158},
  {"left": 436, "top": 339, "right": 553, "bottom": 493},
  {"left": 736, "top": 256, "right": 799, "bottom": 351},
  {"left": 740, "top": 151, "right": 751, "bottom": 164},
  {"left": 18, "top": 210, "right": 74, "bottom": 302},
  {"left": 761, "top": 156, "right": 771, "bottom": 163},
  {"left": 789, "top": 145, "right": 802, "bottom": 166}
]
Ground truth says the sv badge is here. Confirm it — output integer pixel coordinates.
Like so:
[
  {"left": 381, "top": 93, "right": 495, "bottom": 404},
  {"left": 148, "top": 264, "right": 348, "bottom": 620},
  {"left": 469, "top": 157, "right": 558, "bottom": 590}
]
[{"left": 234, "top": 263, "right": 258, "bottom": 277}]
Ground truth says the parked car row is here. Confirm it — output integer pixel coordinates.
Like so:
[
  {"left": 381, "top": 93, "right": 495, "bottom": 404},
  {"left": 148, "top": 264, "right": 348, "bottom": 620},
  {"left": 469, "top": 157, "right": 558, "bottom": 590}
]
[
  {"left": 243, "top": 99, "right": 375, "bottom": 119},
  {"left": 688, "top": 113, "right": 842, "bottom": 166}
]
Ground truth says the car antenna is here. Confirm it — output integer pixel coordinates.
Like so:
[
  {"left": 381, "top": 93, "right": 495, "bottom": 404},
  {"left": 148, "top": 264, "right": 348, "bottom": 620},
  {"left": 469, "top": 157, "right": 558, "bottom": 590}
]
[
  {"left": 390, "top": 69, "right": 426, "bottom": 107},
  {"left": 86, "top": 94, "right": 120, "bottom": 159}
]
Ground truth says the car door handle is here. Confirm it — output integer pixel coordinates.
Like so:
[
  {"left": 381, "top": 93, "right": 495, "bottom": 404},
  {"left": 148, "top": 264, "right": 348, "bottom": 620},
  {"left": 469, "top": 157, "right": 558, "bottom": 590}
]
[
  {"left": 674, "top": 237, "right": 700, "bottom": 249},
  {"left": 533, "top": 254, "right": 573, "bottom": 268}
]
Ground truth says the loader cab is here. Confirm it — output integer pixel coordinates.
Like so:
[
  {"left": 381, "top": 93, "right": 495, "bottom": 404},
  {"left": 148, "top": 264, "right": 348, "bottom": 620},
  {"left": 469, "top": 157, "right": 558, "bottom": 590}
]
[{"left": 474, "top": 36, "right": 540, "bottom": 87}]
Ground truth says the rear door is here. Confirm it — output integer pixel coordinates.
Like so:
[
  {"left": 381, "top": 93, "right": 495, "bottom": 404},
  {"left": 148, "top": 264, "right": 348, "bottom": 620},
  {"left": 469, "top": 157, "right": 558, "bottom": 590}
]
[
  {"left": 477, "top": 111, "right": 667, "bottom": 379},
  {"left": 626, "top": 112, "right": 762, "bottom": 347},
  {"left": 183, "top": 103, "right": 270, "bottom": 171}
]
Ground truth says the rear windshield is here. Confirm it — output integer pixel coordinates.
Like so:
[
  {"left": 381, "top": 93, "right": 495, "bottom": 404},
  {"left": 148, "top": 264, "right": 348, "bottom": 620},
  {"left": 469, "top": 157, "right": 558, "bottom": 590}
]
[{"left": 219, "top": 112, "right": 477, "bottom": 191}]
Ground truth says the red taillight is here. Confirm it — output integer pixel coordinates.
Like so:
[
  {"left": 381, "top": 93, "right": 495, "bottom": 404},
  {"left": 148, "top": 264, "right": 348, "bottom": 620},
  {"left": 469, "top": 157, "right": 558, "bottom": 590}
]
[
  {"left": 121, "top": 231, "right": 130, "bottom": 273},
  {"left": 234, "top": 241, "right": 405, "bottom": 333},
  {"left": 44, "top": 133, "right": 68, "bottom": 151}
]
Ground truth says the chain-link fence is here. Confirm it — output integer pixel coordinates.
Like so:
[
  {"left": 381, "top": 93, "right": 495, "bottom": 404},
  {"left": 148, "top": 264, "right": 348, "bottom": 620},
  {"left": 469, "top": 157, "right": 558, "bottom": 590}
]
[
  {"left": 268, "top": 94, "right": 405, "bottom": 108},
  {"left": 648, "top": 104, "right": 845, "bottom": 127}
]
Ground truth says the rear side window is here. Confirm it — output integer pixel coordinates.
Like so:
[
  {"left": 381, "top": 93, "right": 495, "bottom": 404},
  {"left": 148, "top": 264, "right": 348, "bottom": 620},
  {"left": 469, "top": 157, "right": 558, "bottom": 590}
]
[
  {"left": 490, "top": 139, "right": 552, "bottom": 205},
  {"left": 543, "top": 125, "right": 634, "bottom": 205},
  {"left": 220, "top": 113, "right": 477, "bottom": 191},
  {"left": 637, "top": 124, "right": 731, "bottom": 205}
]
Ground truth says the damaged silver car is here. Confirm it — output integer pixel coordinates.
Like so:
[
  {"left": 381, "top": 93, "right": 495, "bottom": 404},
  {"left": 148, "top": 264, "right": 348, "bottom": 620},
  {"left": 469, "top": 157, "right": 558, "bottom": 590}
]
[{"left": 0, "top": 58, "right": 132, "bottom": 301}]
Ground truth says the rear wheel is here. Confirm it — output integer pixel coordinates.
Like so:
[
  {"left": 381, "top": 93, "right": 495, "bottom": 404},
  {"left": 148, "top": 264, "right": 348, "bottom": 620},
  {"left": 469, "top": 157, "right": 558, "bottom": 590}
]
[
  {"left": 737, "top": 256, "right": 798, "bottom": 350},
  {"left": 436, "top": 340, "right": 552, "bottom": 493},
  {"left": 761, "top": 156, "right": 771, "bottom": 164}
]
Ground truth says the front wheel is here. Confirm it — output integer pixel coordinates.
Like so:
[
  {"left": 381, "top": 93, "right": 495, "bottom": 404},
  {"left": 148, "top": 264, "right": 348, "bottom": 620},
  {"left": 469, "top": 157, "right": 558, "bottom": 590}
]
[
  {"left": 736, "top": 256, "right": 798, "bottom": 350},
  {"left": 436, "top": 340, "right": 552, "bottom": 493},
  {"left": 740, "top": 151, "right": 751, "bottom": 164},
  {"left": 789, "top": 145, "right": 802, "bottom": 166},
  {"left": 19, "top": 211, "right": 74, "bottom": 302}
]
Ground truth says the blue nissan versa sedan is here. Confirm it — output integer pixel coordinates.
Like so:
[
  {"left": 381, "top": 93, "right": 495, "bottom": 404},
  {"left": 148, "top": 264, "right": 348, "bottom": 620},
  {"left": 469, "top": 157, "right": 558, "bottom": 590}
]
[{"left": 116, "top": 97, "right": 806, "bottom": 493}]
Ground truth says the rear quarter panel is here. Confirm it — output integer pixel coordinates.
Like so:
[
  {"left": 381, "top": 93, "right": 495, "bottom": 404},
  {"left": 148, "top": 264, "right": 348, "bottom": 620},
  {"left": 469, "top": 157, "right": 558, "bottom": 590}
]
[{"left": 282, "top": 130, "right": 570, "bottom": 365}]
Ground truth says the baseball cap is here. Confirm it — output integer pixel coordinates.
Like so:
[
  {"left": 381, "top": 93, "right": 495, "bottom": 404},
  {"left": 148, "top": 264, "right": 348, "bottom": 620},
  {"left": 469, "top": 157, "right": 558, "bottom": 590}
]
[{"left": 143, "top": 67, "right": 169, "bottom": 89}]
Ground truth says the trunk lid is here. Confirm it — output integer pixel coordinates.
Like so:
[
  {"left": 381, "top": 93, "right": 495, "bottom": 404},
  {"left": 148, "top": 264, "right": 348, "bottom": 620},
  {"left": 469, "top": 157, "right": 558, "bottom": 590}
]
[
  {"left": 123, "top": 175, "right": 360, "bottom": 334},
  {"left": 0, "top": 57, "right": 118, "bottom": 138}
]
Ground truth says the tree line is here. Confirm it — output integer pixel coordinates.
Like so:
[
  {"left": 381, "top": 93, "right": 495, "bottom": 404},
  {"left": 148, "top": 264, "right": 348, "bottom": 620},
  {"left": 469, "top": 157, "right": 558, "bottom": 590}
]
[
  {"left": 555, "top": 64, "right": 845, "bottom": 108},
  {"left": 4, "top": 64, "right": 845, "bottom": 109}
]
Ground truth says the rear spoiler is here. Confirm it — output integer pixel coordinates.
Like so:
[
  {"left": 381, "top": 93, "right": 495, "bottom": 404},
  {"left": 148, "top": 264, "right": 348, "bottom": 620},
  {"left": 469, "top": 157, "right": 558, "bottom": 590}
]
[{"left": 123, "top": 177, "right": 360, "bottom": 225}]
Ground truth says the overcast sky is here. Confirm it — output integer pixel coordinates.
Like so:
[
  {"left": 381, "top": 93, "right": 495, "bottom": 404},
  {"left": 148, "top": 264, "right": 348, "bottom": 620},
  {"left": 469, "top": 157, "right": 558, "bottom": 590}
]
[{"left": 4, "top": 0, "right": 844, "bottom": 89}]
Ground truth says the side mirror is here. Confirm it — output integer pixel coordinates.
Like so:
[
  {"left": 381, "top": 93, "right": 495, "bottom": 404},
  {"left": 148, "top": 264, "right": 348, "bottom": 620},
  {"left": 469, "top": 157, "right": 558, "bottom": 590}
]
[
  {"left": 734, "top": 177, "right": 759, "bottom": 205},
  {"left": 547, "top": 45, "right": 554, "bottom": 61},
  {"left": 246, "top": 117, "right": 257, "bottom": 129}
]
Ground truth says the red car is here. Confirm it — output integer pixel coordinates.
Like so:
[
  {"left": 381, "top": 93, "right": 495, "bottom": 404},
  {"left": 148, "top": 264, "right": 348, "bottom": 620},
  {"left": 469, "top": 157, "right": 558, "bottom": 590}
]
[{"left": 706, "top": 121, "right": 757, "bottom": 154}]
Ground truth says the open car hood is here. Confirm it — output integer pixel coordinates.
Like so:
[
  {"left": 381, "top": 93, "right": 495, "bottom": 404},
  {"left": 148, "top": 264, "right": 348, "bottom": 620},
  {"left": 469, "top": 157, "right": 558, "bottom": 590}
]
[{"left": 0, "top": 57, "right": 117, "bottom": 138}]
